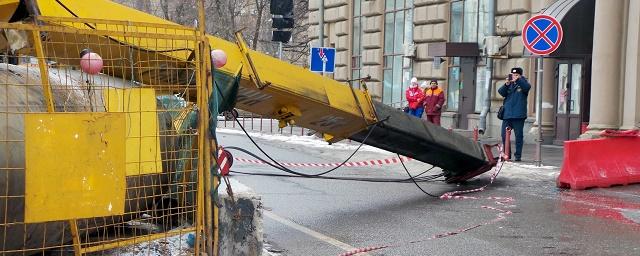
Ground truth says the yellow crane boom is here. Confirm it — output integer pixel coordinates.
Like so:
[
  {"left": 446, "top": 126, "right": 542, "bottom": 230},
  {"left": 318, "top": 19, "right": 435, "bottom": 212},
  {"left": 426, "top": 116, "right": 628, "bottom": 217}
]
[{"left": 25, "top": 0, "right": 378, "bottom": 143}]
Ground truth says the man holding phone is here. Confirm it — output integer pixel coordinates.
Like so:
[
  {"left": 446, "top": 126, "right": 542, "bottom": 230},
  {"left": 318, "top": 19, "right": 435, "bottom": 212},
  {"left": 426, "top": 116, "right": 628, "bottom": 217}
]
[{"left": 498, "top": 67, "right": 531, "bottom": 161}]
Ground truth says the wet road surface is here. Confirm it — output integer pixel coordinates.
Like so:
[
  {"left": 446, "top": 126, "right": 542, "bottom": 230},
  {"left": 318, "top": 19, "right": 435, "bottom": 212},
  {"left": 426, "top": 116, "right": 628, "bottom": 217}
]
[{"left": 217, "top": 128, "right": 640, "bottom": 256}]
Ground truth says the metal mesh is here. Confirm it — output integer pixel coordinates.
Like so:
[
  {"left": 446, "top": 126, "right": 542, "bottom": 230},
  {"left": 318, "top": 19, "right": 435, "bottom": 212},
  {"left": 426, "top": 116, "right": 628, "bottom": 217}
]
[{"left": 0, "top": 17, "right": 210, "bottom": 256}]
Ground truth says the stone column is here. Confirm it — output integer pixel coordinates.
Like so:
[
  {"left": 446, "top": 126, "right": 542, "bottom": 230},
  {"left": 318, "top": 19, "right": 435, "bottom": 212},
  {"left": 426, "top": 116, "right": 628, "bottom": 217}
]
[
  {"left": 621, "top": 0, "right": 640, "bottom": 129},
  {"left": 582, "top": 0, "right": 628, "bottom": 138}
]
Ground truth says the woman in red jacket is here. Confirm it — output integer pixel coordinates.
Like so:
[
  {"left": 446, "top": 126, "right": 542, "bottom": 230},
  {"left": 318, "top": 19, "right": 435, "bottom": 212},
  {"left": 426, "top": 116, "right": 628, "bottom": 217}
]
[
  {"left": 405, "top": 77, "right": 425, "bottom": 118},
  {"left": 422, "top": 80, "right": 445, "bottom": 126}
]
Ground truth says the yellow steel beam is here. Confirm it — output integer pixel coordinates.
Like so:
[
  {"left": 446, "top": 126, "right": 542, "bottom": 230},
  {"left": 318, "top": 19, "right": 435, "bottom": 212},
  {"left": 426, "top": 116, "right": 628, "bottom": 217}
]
[
  {"left": 195, "top": 39, "right": 205, "bottom": 256},
  {"left": 69, "top": 220, "right": 82, "bottom": 256},
  {"left": 235, "top": 31, "right": 266, "bottom": 90},
  {"left": 197, "top": 0, "right": 217, "bottom": 255},
  {"left": 31, "top": 29, "right": 54, "bottom": 112},
  {"left": 1, "top": 21, "right": 199, "bottom": 40}
]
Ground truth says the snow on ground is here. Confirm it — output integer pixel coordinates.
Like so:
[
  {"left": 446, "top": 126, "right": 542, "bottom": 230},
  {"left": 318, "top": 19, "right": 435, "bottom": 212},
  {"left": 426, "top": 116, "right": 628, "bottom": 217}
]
[
  {"left": 497, "top": 161, "right": 560, "bottom": 181},
  {"left": 216, "top": 128, "right": 391, "bottom": 154},
  {"left": 219, "top": 177, "right": 255, "bottom": 196},
  {"left": 97, "top": 233, "right": 193, "bottom": 256}
]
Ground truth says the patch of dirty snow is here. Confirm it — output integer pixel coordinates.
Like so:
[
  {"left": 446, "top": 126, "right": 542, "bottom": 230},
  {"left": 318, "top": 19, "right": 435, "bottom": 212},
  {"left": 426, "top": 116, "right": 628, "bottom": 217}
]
[
  {"left": 497, "top": 162, "right": 560, "bottom": 180},
  {"left": 97, "top": 233, "right": 193, "bottom": 256}
]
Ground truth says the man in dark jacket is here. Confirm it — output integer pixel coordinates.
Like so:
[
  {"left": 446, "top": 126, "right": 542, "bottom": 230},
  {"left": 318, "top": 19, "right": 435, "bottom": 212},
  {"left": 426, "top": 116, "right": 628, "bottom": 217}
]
[{"left": 498, "top": 67, "right": 531, "bottom": 161}]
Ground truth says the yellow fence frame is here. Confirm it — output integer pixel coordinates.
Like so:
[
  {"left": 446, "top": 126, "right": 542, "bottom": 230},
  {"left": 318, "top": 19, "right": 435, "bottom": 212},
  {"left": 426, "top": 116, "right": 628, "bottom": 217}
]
[{"left": 9, "top": 13, "right": 217, "bottom": 256}]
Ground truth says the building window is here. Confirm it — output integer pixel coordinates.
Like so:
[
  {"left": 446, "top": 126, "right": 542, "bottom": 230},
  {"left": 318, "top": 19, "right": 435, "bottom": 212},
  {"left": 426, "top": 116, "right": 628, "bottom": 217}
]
[
  {"left": 447, "top": 58, "right": 461, "bottom": 110},
  {"left": 450, "top": 0, "right": 490, "bottom": 44},
  {"left": 382, "top": 0, "right": 413, "bottom": 107},
  {"left": 475, "top": 66, "right": 487, "bottom": 112},
  {"left": 352, "top": 0, "right": 363, "bottom": 88},
  {"left": 448, "top": 0, "right": 491, "bottom": 113},
  {"left": 462, "top": 0, "right": 479, "bottom": 42},
  {"left": 450, "top": 1, "right": 463, "bottom": 42}
]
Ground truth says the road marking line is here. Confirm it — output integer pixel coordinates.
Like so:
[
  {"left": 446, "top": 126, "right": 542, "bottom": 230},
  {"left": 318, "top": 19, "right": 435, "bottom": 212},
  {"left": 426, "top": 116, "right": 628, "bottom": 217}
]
[{"left": 264, "top": 211, "right": 370, "bottom": 255}]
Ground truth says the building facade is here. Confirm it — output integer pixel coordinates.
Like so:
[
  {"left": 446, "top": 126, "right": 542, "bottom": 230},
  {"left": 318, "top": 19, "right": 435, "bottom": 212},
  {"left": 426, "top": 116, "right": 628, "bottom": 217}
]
[{"left": 307, "top": 0, "right": 640, "bottom": 144}]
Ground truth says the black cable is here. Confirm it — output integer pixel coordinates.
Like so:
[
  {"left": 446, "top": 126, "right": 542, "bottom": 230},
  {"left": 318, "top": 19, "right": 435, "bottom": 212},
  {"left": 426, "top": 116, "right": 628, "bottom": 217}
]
[
  {"left": 413, "top": 166, "right": 438, "bottom": 179},
  {"left": 227, "top": 113, "right": 449, "bottom": 186},
  {"left": 232, "top": 116, "right": 386, "bottom": 177},
  {"left": 397, "top": 153, "right": 440, "bottom": 198},
  {"left": 225, "top": 143, "right": 444, "bottom": 183}
]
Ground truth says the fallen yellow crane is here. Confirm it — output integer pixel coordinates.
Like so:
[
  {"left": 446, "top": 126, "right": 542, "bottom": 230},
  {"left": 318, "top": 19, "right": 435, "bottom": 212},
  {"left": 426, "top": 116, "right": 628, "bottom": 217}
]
[
  {"left": 0, "top": 0, "right": 498, "bottom": 255},
  {"left": 28, "top": 0, "right": 379, "bottom": 143}
]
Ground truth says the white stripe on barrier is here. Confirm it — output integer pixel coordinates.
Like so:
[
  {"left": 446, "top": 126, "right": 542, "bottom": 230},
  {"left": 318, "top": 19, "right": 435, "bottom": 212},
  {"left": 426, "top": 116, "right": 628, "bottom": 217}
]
[{"left": 233, "top": 156, "right": 413, "bottom": 168}]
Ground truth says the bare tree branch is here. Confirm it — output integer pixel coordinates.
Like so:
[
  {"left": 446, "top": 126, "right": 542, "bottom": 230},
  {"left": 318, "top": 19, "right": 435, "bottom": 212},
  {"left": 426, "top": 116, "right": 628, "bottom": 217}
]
[{"left": 114, "top": 0, "right": 310, "bottom": 64}]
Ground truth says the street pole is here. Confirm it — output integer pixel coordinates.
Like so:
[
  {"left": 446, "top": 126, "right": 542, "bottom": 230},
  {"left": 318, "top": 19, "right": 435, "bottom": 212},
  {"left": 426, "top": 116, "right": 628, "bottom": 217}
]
[
  {"left": 535, "top": 57, "right": 543, "bottom": 167},
  {"left": 318, "top": 0, "right": 324, "bottom": 48},
  {"left": 318, "top": 0, "right": 324, "bottom": 76},
  {"left": 478, "top": 0, "right": 495, "bottom": 135},
  {"left": 278, "top": 41, "right": 283, "bottom": 60}
]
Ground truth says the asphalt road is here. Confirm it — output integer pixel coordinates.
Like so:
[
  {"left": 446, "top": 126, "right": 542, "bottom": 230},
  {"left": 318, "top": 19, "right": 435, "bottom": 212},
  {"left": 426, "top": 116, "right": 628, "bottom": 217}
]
[{"left": 217, "top": 128, "right": 640, "bottom": 256}]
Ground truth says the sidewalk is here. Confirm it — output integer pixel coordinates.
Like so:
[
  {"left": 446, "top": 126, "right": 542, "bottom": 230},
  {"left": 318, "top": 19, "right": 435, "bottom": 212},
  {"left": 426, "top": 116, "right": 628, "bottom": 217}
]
[
  {"left": 479, "top": 139, "right": 565, "bottom": 167},
  {"left": 523, "top": 144, "right": 564, "bottom": 167}
]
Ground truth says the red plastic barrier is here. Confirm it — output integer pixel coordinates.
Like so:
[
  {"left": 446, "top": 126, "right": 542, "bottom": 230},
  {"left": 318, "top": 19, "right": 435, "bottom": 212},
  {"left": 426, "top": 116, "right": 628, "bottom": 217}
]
[{"left": 557, "top": 136, "right": 640, "bottom": 190}]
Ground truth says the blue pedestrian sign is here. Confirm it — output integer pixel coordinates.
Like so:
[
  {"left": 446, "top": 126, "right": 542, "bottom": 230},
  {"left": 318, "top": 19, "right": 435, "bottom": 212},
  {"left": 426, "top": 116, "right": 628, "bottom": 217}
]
[
  {"left": 522, "top": 15, "right": 563, "bottom": 55},
  {"left": 310, "top": 47, "right": 336, "bottom": 73}
]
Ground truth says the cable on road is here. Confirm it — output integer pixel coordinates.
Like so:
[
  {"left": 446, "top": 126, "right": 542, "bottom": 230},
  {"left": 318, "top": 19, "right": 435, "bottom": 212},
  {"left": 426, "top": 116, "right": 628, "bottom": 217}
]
[
  {"left": 397, "top": 153, "right": 440, "bottom": 198},
  {"left": 337, "top": 145, "right": 512, "bottom": 256},
  {"left": 226, "top": 146, "right": 443, "bottom": 183},
  {"left": 225, "top": 113, "right": 444, "bottom": 183},
  {"left": 231, "top": 115, "right": 389, "bottom": 177},
  {"left": 230, "top": 170, "right": 443, "bottom": 183},
  {"left": 225, "top": 114, "right": 516, "bottom": 256}
]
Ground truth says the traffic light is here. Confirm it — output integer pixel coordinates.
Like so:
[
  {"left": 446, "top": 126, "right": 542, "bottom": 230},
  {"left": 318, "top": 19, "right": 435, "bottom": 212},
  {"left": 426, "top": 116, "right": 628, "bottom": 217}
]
[
  {"left": 272, "top": 17, "right": 294, "bottom": 29},
  {"left": 272, "top": 30, "right": 292, "bottom": 44},
  {"left": 270, "top": 0, "right": 294, "bottom": 44},
  {"left": 270, "top": 0, "right": 293, "bottom": 16}
]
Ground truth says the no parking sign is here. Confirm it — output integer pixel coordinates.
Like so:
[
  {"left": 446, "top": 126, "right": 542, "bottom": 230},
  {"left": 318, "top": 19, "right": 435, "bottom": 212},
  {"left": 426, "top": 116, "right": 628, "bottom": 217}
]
[
  {"left": 522, "top": 15, "right": 563, "bottom": 55},
  {"left": 522, "top": 14, "right": 564, "bottom": 167}
]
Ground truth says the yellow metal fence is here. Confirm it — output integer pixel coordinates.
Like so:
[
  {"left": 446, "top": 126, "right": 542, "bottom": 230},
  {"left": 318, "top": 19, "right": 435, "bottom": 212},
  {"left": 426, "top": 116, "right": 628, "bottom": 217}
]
[{"left": 0, "top": 17, "right": 214, "bottom": 255}]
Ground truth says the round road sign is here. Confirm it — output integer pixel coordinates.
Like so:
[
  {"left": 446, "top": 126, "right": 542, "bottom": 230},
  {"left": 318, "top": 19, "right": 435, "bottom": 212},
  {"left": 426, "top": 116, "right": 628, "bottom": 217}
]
[{"left": 522, "top": 15, "right": 563, "bottom": 55}]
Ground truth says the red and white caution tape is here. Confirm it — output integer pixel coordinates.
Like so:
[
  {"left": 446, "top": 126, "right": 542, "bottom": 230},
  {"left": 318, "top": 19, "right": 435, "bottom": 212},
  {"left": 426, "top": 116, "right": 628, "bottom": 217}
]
[
  {"left": 233, "top": 156, "right": 412, "bottom": 168},
  {"left": 338, "top": 145, "right": 515, "bottom": 256}
]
